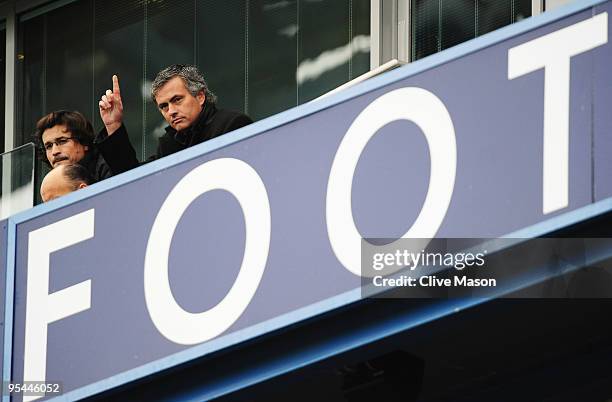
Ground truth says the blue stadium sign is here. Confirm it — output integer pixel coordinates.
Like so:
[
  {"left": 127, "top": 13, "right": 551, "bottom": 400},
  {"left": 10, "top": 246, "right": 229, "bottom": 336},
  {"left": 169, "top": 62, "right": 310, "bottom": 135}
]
[{"left": 2, "top": 1, "right": 612, "bottom": 400}]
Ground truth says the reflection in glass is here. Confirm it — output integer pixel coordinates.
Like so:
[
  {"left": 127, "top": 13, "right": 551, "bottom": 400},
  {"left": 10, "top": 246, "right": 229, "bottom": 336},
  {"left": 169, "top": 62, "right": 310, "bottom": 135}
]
[{"left": 0, "top": 143, "right": 35, "bottom": 218}]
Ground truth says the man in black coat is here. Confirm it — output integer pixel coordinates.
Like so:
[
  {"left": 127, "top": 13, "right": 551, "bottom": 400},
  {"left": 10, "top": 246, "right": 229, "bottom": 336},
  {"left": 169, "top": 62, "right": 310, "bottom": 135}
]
[
  {"left": 96, "top": 64, "right": 252, "bottom": 175},
  {"left": 34, "top": 110, "right": 112, "bottom": 182}
]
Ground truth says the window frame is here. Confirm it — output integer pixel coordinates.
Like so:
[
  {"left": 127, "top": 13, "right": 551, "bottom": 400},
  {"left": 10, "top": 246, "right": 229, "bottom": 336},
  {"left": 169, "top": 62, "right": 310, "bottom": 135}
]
[{"left": 371, "top": 0, "right": 547, "bottom": 67}]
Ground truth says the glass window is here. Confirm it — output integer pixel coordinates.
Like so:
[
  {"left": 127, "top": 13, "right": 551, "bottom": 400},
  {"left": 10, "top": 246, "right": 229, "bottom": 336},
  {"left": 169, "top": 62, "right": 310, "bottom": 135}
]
[
  {"left": 0, "top": 26, "right": 5, "bottom": 154},
  {"left": 196, "top": 1, "right": 246, "bottom": 114},
  {"left": 45, "top": 1, "right": 94, "bottom": 115},
  {"left": 297, "top": 1, "right": 370, "bottom": 103},
  {"left": 93, "top": 0, "right": 145, "bottom": 158},
  {"left": 411, "top": 0, "right": 531, "bottom": 61},
  {"left": 248, "top": 0, "right": 298, "bottom": 120},
  {"left": 17, "top": 15, "right": 44, "bottom": 148},
  {"left": 411, "top": 0, "right": 440, "bottom": 60},
  {"left": 18, "top": 0, "right": 371, "bottom": 179},
  {"left": 441, "top": 0, "right": 476, "bottom": 51},
  {"left": 351, "top": 0, "right": 371, "bottom": 77},
  {"left": 145, "top": 0, "right": 195, "bottom": 158},
  {"left": 0, "top": 143, "right": 35, "bottom": 218}
]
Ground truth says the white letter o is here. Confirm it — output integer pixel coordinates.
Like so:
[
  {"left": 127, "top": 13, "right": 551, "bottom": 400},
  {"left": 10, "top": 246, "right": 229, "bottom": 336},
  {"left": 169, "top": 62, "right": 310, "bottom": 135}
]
[
  {"left": 144, "top": 158, "right": 271, "bottom": 345},
  {"left": 326, "top": 87, "right": 456, "bottom": 276}
]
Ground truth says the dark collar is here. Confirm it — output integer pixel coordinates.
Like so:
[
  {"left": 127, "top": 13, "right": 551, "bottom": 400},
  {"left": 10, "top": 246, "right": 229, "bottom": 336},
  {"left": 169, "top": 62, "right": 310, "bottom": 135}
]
[
  {"left": 166, "top": 102, "right": 217, "bottom": 145},
  {"left": 79, "top": 146, "right": 99, "bottom": 171}
]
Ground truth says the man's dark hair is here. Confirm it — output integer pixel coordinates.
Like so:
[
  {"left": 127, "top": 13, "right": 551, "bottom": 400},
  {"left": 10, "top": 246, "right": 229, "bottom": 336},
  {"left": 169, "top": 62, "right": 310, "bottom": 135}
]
[
  {"left": 33, "top": 110, "right": 94, "bottom": 167},
  {"left": 63, "top": 163, "right": 94, "bottom": 188},
  {"left": 151, "top": 64, "right": 217, "bottom": 105}
]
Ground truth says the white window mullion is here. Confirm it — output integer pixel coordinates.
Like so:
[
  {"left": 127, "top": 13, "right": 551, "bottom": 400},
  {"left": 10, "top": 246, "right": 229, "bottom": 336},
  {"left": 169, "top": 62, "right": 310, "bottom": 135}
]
[{"left": 532, "top": 0, "right": 544, "bottom": 16}]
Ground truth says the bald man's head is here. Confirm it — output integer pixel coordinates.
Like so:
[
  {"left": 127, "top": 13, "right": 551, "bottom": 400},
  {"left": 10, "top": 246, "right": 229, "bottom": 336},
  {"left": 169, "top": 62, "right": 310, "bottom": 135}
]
[{"left": 40, "top": 163, "right": 92, "bottom": 202}]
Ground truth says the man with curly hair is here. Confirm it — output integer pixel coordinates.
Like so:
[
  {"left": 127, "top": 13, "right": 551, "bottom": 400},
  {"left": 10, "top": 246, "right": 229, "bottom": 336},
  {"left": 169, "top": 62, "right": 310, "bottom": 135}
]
[{"left": 34, "top": 110, "right": 112, "bottom": 181}]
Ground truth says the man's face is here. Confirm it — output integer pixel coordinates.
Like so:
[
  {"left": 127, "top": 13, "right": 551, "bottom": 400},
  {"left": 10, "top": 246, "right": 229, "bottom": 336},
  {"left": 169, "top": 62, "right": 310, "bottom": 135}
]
[
  {"left": 40, "top": 165, "right": 86, "bottom": 202},
  {"left": 155, "top": 76, "right": 205, "bottom": 132},
  {"left": 42, "top": 125, "right": 88, "bottom": 168}
]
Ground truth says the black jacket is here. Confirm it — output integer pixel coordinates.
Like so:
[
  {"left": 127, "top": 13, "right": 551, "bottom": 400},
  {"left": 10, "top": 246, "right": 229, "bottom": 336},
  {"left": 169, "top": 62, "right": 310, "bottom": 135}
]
[
  {"left": 96, "top": 103, "right": 252, "bottom": 175},
  {"left": 78, "top": 147, "right": 112, "bottom": 182}
]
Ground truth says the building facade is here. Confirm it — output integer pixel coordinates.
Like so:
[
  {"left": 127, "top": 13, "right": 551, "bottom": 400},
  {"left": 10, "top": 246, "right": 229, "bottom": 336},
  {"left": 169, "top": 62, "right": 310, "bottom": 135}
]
[{"left": 0, "top": 0, "right": 574, "bottom": 211}]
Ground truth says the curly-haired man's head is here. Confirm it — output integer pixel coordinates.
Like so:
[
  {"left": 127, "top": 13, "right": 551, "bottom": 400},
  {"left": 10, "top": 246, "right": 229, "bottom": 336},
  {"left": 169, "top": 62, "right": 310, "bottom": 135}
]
[{"left": 34, "top": 110, "right": 94, "bottom": 168}]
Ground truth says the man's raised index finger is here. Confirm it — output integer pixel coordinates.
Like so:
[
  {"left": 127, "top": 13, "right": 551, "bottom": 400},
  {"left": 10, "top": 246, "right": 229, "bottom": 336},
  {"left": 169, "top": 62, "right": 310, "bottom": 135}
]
[{"left": 112, "top": 75, "right": 121, "bottom": 96}]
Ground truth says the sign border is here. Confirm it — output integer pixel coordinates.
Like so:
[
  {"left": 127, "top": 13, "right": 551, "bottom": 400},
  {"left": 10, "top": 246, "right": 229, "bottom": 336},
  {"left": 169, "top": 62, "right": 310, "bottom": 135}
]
[{"left": 3, "top": 1, "right": 609, "bottom": 400}]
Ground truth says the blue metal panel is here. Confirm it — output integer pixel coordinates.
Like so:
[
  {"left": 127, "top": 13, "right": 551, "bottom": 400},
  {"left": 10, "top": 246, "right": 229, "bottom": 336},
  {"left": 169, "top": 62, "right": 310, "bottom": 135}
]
[{"left": 2, "top": 0, "right": 610, "bottom": 400}]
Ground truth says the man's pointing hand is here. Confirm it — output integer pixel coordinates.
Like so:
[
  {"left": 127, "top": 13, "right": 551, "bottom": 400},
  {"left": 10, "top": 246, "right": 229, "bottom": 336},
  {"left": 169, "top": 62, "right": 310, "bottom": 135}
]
[{"left": 99, "top": 74, "right": 123, "bottom": 135}]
